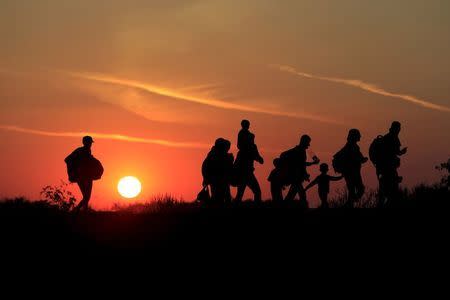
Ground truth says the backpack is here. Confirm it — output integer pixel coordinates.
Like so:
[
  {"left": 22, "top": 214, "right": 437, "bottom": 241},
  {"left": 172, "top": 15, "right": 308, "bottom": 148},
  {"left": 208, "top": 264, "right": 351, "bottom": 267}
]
[
  {"left": 279, "top": 147, "right": 297, "bottom": 167},
  {"left": 66, "top": 164, "right": 77, "bottom": 183},
  {"left": 332, "top": 147, "right": 346, "bottom": 174},
  {"left": 369, "top": 135, "right": 385, "bottom": 166},
  {"left": 65, "top": 153, "right": 78, "bottom": 183},
  {"left": 278, "top": 147, "right": 306, "bottom": 183},
  {"left": 202, "top": 152, "right": 215, "bottom": 185},
  {"left": 86, "top": 157, "right": 104, "bottom": 181},
  {"left": 65, "top": 154, "right": 103, "bottom": 182}
]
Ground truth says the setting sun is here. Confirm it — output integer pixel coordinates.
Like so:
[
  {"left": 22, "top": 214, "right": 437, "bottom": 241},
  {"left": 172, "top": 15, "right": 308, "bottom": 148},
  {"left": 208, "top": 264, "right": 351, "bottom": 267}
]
[{"left": 118, "top": 176, "right": 142, "bottom": 199}]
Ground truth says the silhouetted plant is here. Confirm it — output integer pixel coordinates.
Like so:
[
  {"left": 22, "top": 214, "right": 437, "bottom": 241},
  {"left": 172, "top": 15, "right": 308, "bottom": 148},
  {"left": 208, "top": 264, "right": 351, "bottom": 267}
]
[
  {"left": 112, "top": 194, "right": 185, "bottom": 214},
  {"left": 40, "top": 181, "right": 77, "bottom": 211},
  {"left": 435, "top": 158, "right": 450, "bottom": 189}
]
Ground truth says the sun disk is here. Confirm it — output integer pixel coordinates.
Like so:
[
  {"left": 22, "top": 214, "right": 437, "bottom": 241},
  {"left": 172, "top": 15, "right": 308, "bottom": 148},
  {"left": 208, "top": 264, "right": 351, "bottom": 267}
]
[{"left": 118, "top": 176, "right": 142, "bottom": 198}]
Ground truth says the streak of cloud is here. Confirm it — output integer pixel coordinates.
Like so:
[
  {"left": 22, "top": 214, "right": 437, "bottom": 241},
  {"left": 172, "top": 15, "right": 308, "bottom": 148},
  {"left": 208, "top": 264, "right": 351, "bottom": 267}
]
[
  {"left": 0, "top": 125, "right": 209, "bottom": 149},
  {"left": 63, "top": 71, "right": 338, "bottom": 124},
  {"left": 272, "top": 64, "right": 450, "bottom": 113}
]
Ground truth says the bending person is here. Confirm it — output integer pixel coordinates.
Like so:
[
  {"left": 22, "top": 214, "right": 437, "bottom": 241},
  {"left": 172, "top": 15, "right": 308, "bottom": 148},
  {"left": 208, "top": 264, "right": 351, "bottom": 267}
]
[{"left": 202, "top": 138, "right": 234, "bottom": 204}]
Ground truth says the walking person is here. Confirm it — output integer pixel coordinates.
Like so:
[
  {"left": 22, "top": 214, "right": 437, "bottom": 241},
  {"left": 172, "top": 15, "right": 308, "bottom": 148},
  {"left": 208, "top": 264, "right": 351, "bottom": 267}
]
[
  {"left": 280, "top": 135, "right": 320, "bottom": 207},
  {"left": 369, "top": 121, "right": 407, "bottom": 207},
  {"left": 234, "top": 127, "right": 264, "bottom": 203},
  {"left": 65, "top": 136, "right": 103, "bottom": 212},
  {"left": 268, "top": 158, "right": 284, "bottom": 203},
  {"left": 202, "top": 138, "right": 234, "bottom": 204},
  {"left": 333, "top": 129, "right": 368, "bottom": 208},
  {"left": 305, "top": 163, "right": 343, "bottom": 208}
]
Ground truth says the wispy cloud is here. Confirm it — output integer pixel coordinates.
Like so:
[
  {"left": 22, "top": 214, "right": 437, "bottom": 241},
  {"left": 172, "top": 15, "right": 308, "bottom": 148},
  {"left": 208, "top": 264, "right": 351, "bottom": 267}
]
[
  {"left": 272, "top": 64, "right": 450, "bottom": 113},
  {"left": 63, "top": 71, "right": 338, "bottom": 124},
  {"left": 0, "top": 125, "right": 209, "bottom": 149}
]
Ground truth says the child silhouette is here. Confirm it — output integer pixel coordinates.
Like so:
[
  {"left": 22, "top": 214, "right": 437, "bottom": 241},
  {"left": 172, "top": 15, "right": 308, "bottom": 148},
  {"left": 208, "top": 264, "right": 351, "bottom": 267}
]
[
  {"left": 268, "top": 158, "right": 284, "bottom": 202},
  {"left": 305, "top": 163, "right": 343, "bottom": 208}
]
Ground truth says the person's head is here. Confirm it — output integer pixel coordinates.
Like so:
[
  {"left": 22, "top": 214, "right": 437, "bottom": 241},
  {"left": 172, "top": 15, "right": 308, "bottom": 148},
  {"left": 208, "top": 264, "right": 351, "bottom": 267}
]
[
  {"left": 299, "top": 134, "right": 311, "bottom": 149},
  {"left": 214, "top": 138, "right": 224, "bottom": 149},
  {"left": 214, "top": 138, "right": 230, "bottom": 153},
  {"left": 320, "top": 163, "right": 329, "bottom": 174},
  {"left": 389, "top": 121, "right": 401, "bottom": 135},
  {"left": 223, "top": 139, "right": 231, "bottom": 152},
  {"left": 82, "top": 136, "right": 94, "bottom": 148},
  {"left": 273, "top": 158, "right": 281, "bottom": 168},
  {"left": 241, "top": 119, "right": 250, "bottom": 130},
  {"left": 347, "top": 129, "right": 361, "bottom": 143}
]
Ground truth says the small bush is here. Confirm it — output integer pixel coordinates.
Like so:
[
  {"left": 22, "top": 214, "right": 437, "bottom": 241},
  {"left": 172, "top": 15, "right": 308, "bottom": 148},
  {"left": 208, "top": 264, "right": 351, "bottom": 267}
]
[
  {"left": 40, "top": 181, "right": 77, "bottom": 212},
  {"left": 436, "top": 158, "right": 450, "bottom": 189}
]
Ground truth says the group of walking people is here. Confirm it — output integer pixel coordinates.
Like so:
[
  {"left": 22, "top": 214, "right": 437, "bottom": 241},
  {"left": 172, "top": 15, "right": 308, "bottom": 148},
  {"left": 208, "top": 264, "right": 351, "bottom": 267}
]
[
  {"left": 64, "top": 120, "right": 406, "bottom": 211},
  {"left": 201, "top": 120, "right": 407, "bottom": 208}
]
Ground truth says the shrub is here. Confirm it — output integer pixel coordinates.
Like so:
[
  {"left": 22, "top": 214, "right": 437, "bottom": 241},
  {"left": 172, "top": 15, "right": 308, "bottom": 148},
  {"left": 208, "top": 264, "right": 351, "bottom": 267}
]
[
  {"left": 40, "top": 181, "right": 77, "bottom": 212},
  {"left": 435, "top": 158, "right": 450, "bottom": 189}
]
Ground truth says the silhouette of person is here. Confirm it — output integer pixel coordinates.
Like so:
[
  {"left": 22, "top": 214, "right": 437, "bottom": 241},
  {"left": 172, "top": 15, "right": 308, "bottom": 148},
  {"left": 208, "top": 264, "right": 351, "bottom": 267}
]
[
  {"left": 282, "top": 135, "right": 320, "bottom": 206},
  {"left": 202, "top": 138, "right": 234, "bottom": 204},
  {"left": 65, "top": 136, "right": 95, "bottom": 213},
  {"left": 340, "top": 129, "right": 368, "bottom": 207},
  {"left": 305, "top": 163, "right": 343, "bottom": 208},
  {"left": 237, "top": 119, "right": 254, "bottom": 152},
  {"left": 234, "top": 133, "right": 264, "bottom": 203},
  {"left": 377, "top": 121, "right": 407, "bottom": 206},
  {"left": 268, "top": 158, "right": 284, "bottom": 202}
]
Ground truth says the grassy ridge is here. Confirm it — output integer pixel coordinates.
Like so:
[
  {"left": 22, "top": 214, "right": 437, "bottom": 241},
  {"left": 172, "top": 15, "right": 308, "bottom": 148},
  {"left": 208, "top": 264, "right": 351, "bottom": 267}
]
[{"left": 1, "top": 182, "right": 448, "bottom": 261}]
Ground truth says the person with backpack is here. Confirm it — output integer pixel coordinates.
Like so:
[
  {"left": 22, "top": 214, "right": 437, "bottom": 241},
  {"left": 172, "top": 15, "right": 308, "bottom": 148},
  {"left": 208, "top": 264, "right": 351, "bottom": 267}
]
[
  {"left": 65, "top": 136, "right": 103, "bottom": 213},
  {"left": 370, "top": 121, "right": 407, "bottom": 206},
  {"left": 281, "top": 135, "right": 320, "bottom": 206},
  {"left": 234, "top": 131, "right": 264, "bottom": 203},
  {"left": 333, "top": 129, "right": 368, "bottom": 207},
  {"left": 202, "top": 138, "right": 234, "bottom": 204}
]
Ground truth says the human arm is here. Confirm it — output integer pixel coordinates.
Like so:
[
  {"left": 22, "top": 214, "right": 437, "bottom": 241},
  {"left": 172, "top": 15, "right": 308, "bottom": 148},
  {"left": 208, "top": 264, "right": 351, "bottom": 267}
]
[
  {"left": 329, "top": 175, "right": 344, "bottom": 181},
  {"left": 253, "top": 145, "right": 264, "bottom": 164},
  {"left": 305, "top": 177, "right": 318, "bottom": 191},
  {"left": 358, "top": 149, "right": 368, "bottom": 164},
  {"left": 394, "top": 137, "right": 407, "bottom": 156},
  {"left": 306, "top": 156, "right": 320, "bottom": 166}
]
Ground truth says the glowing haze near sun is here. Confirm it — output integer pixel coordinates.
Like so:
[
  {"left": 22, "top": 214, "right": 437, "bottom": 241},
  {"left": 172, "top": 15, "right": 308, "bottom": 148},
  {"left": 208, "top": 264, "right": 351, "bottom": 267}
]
[{"left": 118, "top": 176, "right": 142, "bottom": 199}]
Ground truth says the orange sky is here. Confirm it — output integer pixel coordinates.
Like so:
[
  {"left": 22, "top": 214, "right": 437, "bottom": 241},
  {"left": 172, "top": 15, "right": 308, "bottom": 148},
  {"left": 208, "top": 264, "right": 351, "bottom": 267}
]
[{"left": 1, "top": 0, "right": 449, "bottom": 208}]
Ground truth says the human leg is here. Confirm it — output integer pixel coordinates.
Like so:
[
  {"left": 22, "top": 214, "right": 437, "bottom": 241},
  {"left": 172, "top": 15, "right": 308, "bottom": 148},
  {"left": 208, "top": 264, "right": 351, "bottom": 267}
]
[
  {"left": 344, "top": 176, "right": 356, "bottom": 208},
  {"left": 75, "top": 180, "right": 92, "bottom": 212},
  {"left": 354, "top": 172, "right": 365, "bottom": 201},
  {"left": 319, "top": 192, "right": 329, "bottom": 208},
  {"left": 284, "top": 183, "right": 299, "bottom": 201},
  {"left": 247, "top": 173, "right": 262, "bottom": 203},
  {"left": 271, "top": 182, "right": 283, "bottom": 202},
  {"left": 234, "top": 183, "right": 246, "bottom": 203}
]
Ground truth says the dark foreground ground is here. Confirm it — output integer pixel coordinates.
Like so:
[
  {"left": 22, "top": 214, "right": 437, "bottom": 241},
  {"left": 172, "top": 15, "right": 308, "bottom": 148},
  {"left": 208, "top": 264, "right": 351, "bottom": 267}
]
[
  {"left": 1, "top": 198, "right": 449, "bottom": 262},
  {"left": 2, "top": 197, "right": 450, "bottom": 295},
  {"left": 1, "top": 201, "right": 448, "bottom": 296}
]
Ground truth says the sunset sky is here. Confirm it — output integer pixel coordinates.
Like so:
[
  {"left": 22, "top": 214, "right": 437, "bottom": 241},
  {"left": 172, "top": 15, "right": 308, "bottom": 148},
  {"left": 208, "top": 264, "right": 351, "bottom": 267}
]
[{"left": 1, "top": 0, "right": 449, "bottom": 208}]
